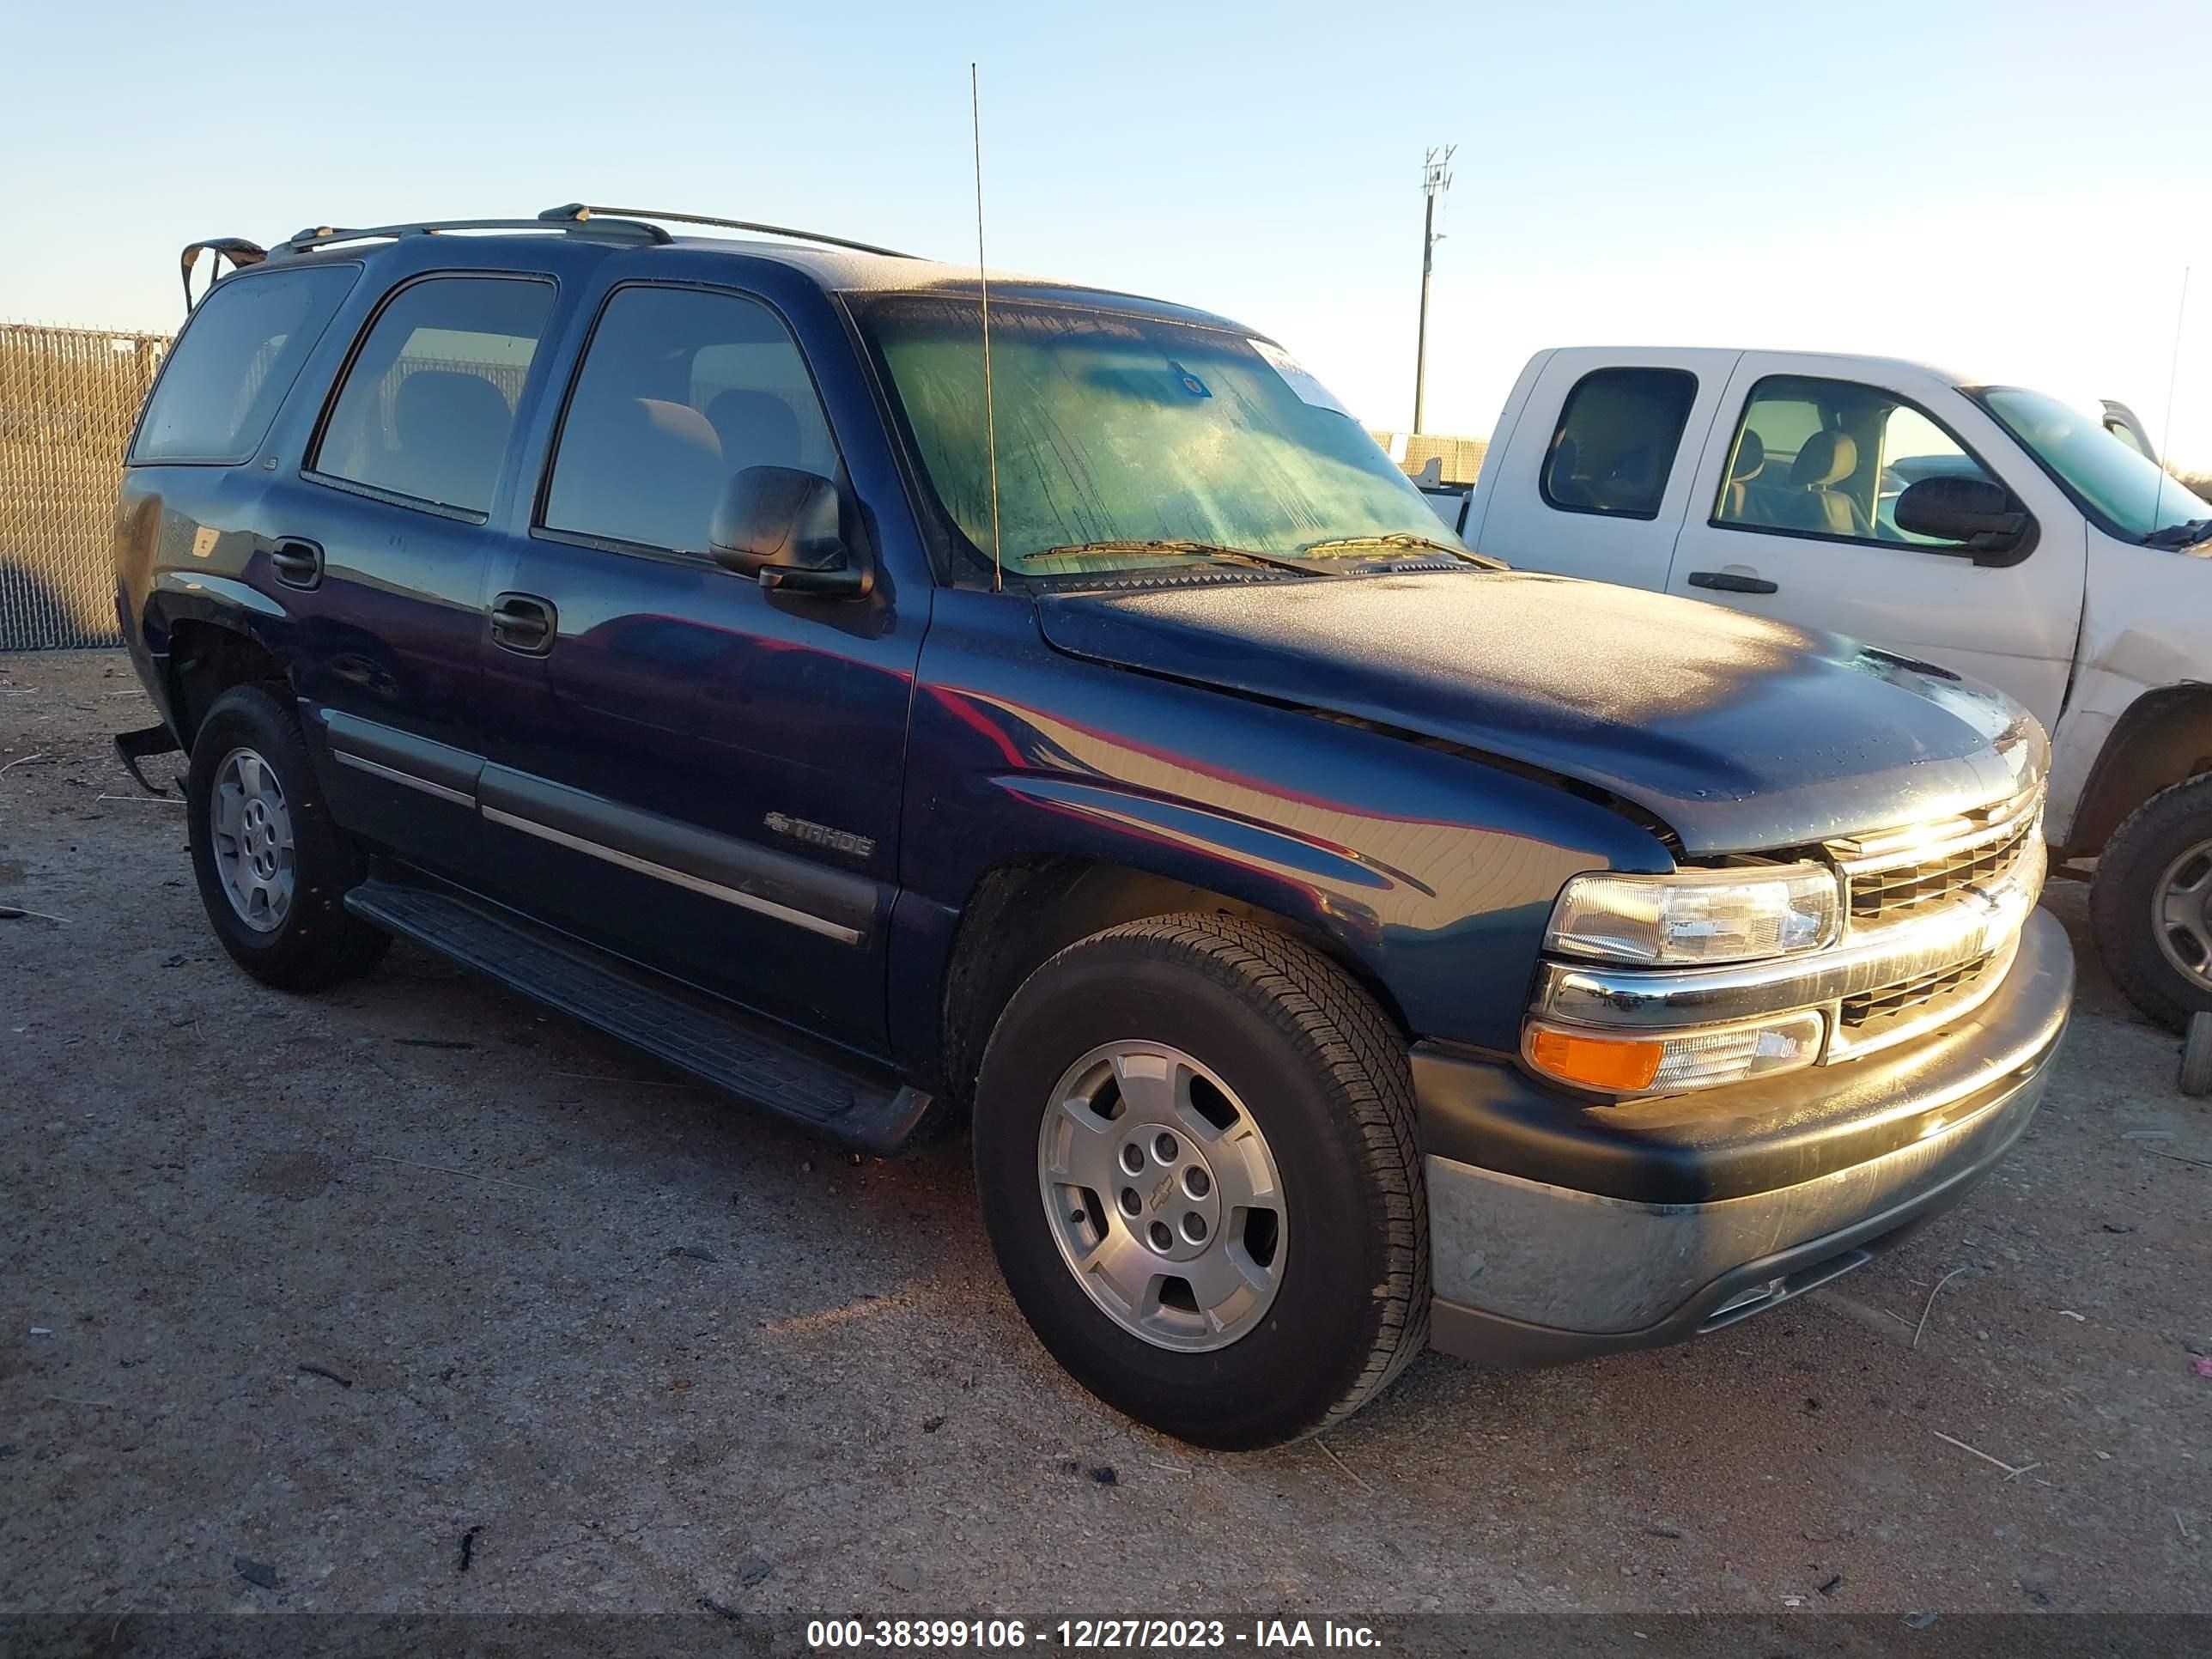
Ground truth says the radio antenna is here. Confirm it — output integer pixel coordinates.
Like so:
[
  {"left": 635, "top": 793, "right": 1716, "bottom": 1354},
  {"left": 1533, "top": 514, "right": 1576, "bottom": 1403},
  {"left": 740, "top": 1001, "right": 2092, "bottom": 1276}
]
[{"left": 971, "top": 62, "right": 1004, "bottom": 592}]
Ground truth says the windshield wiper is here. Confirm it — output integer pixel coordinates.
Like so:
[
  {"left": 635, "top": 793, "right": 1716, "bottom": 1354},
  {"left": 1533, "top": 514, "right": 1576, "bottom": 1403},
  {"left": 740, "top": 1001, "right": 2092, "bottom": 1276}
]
[
  {"left": 1298, "top": 532, "right": 1504, "bottom": 569},
  {"left": 1023, "top": 539, "right": 1336, "bottom": 577},
  {"left": 2144, "top": 517, "right": 2212, "bottom": 550}
]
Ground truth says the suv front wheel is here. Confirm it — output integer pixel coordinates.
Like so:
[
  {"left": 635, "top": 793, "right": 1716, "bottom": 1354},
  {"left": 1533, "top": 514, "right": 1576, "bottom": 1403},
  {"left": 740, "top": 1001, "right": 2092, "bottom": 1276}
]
[
  {"left": 186, "top": 684, "right": 390, "bottom": 990},
  {"left": 972, "top": 914, "right": 1429, "bottom": 1449}
]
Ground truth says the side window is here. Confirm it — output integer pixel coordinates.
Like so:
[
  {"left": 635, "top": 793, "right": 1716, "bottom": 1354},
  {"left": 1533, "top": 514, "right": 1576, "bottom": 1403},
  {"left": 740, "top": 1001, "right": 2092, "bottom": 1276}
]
[
  {"left": 311, "top": 276, "right": 556, "bottom": 516},
  {"left": 1713, "top": 374, "right": 2000, "bottom": 550},
  {"left": 543, "top": 286, "right": 837, "bottom": 555},
  {"left": 131, "top": 265, "right": 359, "bottom": 464},
  {"left": 1540, "top": 368, "right": 1698, "bottom": 520}
]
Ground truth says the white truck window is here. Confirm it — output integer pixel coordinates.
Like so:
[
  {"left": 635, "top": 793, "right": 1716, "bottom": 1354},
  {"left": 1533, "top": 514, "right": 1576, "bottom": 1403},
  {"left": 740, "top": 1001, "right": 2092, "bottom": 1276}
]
[
  {"left": 1712, "top": 375, "right": 1997, "bottom": 552},
  {"left": 1540, "top": 368, "right": 1697, "bottom": 521}
]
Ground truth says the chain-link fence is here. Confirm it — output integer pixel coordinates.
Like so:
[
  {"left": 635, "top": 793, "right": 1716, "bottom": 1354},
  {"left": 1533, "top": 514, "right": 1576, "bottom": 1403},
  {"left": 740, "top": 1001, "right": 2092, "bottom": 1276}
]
[{"left": 1, "top": 323, "right": 170, "bottom": 651}]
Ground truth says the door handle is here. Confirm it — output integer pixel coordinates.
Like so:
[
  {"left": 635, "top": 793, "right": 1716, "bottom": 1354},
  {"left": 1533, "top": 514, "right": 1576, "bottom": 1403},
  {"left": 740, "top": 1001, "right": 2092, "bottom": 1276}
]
[
  {"left": 1687, "top": 569, "right": 1779, "bottom": 595},
  {"left": 269, "top": 537, "right": 323, "bottom": 591},
  {"left": 489, "top": 592, "right": 556, "bottom": 655}
]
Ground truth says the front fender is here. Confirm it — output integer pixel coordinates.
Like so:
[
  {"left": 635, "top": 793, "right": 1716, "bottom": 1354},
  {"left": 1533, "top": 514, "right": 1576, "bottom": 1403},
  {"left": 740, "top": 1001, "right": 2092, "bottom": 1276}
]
[{"left": 896, "top": 591, "right": 1671, "bottom": 1059}]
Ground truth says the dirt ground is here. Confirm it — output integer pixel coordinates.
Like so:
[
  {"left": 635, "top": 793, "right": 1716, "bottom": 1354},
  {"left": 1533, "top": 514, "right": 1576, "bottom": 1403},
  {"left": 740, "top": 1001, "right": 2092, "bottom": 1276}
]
[{"left": 3, "top": 648, "right": 2209, "bottom": 1625}]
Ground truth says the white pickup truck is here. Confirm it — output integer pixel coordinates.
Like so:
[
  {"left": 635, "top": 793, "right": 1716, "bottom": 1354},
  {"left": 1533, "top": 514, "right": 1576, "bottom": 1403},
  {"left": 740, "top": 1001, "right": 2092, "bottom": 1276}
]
[{"left": 1450, "top": 348, "right": 2212, "bottom": 1032}]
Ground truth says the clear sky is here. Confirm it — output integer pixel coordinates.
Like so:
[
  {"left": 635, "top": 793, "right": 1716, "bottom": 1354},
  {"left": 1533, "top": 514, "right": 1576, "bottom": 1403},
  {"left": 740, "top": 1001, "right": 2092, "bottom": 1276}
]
[{"left": 8, "top": 0, "right": 2209, "bottom": 465}]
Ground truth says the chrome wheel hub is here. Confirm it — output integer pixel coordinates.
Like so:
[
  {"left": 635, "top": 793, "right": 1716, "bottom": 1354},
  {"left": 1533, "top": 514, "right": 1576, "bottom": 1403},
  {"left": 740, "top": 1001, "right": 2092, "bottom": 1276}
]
[
  {"left": 2156, "top": 838, "right": 2212, "bottom": 992},
  {"left": 1036, "top": 1041, "right": 1285, "bottom": 1352},
  {"left": 210, "top": 746, "right": 295, "bottom": 933}
]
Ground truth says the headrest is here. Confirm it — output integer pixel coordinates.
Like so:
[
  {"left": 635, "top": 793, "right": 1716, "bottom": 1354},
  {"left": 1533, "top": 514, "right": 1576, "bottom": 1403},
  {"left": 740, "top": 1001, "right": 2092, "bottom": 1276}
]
[
  {"left": 633, "top": 397, "right": 723, "bottom": 459},
  {"left": 1728, "top": 428, "right": 1766, "bottom": 482},
  {"left": 1790, "top": 429, "right": 1856, "bottom": 488},
  {"left": 394, "top": 371, "right": 512, "bottom": 447},
  {"left": 707, "top": 388, "right": 805, "bottom": 471}
]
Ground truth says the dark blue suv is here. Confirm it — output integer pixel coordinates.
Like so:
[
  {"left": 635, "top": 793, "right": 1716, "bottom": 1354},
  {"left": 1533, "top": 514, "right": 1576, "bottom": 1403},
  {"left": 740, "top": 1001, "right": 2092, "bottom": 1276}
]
[{"left": 112, "top": 206, "right": 2072, "bottom": 1447}]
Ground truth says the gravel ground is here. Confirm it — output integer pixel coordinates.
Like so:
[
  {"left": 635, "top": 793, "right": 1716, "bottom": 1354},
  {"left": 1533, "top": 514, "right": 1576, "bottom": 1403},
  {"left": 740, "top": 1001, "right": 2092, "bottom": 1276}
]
[{"left": 2, "top": 648, "right": 2209, "bottom": 1624}]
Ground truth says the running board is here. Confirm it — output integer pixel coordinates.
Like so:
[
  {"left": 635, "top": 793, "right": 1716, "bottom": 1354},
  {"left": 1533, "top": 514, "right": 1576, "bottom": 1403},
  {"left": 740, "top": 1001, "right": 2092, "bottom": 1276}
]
[{"left": 344, "top": 875, "right": 934, "bottom": 1154}]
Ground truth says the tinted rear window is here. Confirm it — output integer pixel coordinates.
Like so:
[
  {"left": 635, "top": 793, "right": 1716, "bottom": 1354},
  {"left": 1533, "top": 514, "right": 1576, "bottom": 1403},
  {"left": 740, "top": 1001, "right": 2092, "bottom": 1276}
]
[{"left": 131, "top": 265, "right": 359, "bottom": 464}]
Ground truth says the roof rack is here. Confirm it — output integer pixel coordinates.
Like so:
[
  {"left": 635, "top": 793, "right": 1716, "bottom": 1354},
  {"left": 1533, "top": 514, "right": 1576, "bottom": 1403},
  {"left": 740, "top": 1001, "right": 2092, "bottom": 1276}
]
[
  {"left": 538, "top": 203, "right": 918, "bottom": 260},
  {"left": 277, "top": 215, "right": 674, "bottom": 256}
]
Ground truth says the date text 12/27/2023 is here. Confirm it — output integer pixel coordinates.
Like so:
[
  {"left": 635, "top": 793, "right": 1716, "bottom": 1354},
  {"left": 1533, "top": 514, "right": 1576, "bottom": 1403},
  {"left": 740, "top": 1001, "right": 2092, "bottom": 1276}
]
[{"left": 805, "top": 1619, "right": 1382, "bottom": 1650}]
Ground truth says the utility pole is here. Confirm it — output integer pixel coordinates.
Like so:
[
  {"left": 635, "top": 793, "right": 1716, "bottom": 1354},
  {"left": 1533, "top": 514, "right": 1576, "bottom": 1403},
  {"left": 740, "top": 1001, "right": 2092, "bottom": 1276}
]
[{"left": 1413, "top": 144, "right": 1455, "bottom": 434}]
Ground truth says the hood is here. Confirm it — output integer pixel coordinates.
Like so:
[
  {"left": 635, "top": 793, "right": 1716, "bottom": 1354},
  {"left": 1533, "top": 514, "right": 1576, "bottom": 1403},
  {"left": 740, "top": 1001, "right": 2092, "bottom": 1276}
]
[{"left": 1034, "top": 571, "right": 2045, "bottom": 855}]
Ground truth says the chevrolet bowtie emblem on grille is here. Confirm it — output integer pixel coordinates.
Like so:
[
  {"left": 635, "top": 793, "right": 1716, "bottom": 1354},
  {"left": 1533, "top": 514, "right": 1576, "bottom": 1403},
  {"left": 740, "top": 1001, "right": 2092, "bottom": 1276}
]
[{"left": 763, "top": 812, "right": 875, "bottom": 860}]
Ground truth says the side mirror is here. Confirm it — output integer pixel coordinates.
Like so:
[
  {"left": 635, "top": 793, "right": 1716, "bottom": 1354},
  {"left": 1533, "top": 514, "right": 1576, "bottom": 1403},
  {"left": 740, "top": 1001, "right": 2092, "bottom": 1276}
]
[
  {"left": 1893, "top": 475, "right": 2034, "bottom": 565},
  {"left": 708, "top": 466, "right": 869, "bottom": 597}
]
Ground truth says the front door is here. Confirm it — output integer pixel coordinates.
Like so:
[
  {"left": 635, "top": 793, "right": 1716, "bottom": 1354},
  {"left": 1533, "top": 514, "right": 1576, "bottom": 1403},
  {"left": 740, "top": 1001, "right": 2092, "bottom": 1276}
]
[
  {"left": 1663, "top": 356, "right": 2087, "bottom": 730},
  {"left": 473, "top": 280, "right": 926, "bottom": 1054}
]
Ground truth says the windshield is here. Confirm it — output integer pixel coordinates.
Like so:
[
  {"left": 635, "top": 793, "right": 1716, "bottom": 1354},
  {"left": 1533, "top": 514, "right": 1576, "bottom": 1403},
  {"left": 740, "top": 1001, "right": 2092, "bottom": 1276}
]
[
  {"left": 860, "top": 295, "right": 1462, "bottom": 579},
  {"left": 1972, "top": 385, "right": 2211, "bottom": 542}
]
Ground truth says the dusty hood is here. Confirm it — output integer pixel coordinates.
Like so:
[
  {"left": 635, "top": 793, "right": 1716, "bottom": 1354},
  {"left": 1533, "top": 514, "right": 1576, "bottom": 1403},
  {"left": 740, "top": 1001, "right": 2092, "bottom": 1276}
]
[{"left": 1034, "top": 571, "right": 2045, "bottom": 854}]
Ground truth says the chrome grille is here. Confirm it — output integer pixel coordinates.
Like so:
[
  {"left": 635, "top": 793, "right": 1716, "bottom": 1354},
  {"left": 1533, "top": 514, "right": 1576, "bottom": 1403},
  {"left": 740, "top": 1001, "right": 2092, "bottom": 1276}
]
[
  {"left": 1841, "top": 955, "right": 1990, "bottom": 1028},
  {"left": 1828, "top": 932, "right": 2021, "bottom": 1060},
  {"left": 1832, "top": 789, "right": 2043, "bottom": 927}
]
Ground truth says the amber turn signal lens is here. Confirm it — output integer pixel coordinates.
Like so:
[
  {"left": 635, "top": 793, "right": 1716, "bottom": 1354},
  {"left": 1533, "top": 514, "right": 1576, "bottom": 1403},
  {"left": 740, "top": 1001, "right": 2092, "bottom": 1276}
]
[{"left": 1526, "top": 1027, "right": 1663, "bottom": 1091}]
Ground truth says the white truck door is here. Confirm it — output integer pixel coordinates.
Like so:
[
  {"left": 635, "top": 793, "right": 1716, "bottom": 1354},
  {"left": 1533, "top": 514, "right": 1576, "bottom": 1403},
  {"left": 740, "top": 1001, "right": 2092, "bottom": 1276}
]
[
  {"left": 1663, "top": 354, "right": 2087, "bottom": 729},
  {"left": 1467, "top": 348, "right": 1740, "bottom": 588}
]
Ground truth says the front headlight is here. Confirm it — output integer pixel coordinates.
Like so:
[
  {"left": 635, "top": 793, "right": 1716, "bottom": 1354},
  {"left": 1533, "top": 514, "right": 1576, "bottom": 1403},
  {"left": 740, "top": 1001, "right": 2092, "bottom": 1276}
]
[{"left": 1545, "top": 863, "right": 1841, "bottom": 967}]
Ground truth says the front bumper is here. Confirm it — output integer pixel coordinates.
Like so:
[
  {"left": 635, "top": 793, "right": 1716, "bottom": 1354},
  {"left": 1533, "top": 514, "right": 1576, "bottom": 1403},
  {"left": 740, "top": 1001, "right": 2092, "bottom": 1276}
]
[{"left": 1419, "top": 906, "right": 2072, "bottom": 1365}]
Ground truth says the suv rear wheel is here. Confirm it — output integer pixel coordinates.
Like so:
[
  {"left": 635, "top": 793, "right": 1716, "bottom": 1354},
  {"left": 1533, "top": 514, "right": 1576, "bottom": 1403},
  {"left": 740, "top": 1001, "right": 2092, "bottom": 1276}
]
[
  {"left": 972, "top": 914, "right": 1428, "bottom": 1449},
  {"left": 2092, "top": 775, "right": 2212, "bottom": 1033},
  {"left": 186, "top": 684, "right": 389, "bottom": 990}
]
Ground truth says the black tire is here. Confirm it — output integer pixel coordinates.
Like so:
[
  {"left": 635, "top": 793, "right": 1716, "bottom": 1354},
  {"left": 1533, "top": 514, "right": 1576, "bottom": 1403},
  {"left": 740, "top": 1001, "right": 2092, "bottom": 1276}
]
[
  {"left": 186, "top": 683, "right": 390, "bottom": 991},
  {"left": 972, "top": 914, "right": 1428, "bottom": 1449},
  {"left": 2090, "top": 775, "right": 2212, "bottom": 1033},
  {"left": 2182, "top": 1012, "right": 2212, "bottom": 1099}
]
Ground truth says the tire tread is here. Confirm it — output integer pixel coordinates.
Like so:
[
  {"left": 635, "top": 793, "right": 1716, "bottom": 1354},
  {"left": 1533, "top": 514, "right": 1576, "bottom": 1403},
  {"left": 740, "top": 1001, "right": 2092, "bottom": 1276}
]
[
  {"left": 2090, "top": 773, "right": 2212, "bottom": 1032},
  {"left": 1037, "top": 913, "right": 1431, "bottom": 1435}
]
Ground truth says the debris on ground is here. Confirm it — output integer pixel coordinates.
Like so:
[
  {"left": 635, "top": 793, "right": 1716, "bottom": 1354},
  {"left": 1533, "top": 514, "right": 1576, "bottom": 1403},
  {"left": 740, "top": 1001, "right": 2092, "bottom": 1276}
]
[
  {"left": 889, "top": 1564, "right": 921, "bottom": 1593},
  {"left": 699, "top": 1595, "right": 742, "bottom": 1620},
  {"left": 458, "top": 1527, "right": 481, "bottom": 1572},
  {"left": 233, "top": 1557, "right": 278, "bottom": 1589},
  {"left": 1819, "top": 1574, "right": 1844, "bottom": 1596},
  {"left": 1913, "top": 1266, "right": 1969, "bottom": 1348},
  {"left": 1648, "top": 1525, "right": 1684, "bottom": 1539},
  {"left": 296, "top": 1363, "right": 353, "bottom": 1389},
  {"left": 921, "top": 1415, "right": 945, "bottom": 1433},
  {"left": 665, "top": 1246, "right": 718, "bottom": 1262},
  {"left": 1902, "top": 1610, "right": 1939, "bottom": 1630},
  {"left": 737, "top": 1556, "right": 773, "bottom": 1587},
  {"left": 1089, "top": 1465, "right": 1119, "bottom": 1486},
  {"left": 2191, "top": 1356, "right": 2212, "bottom": 1380}
]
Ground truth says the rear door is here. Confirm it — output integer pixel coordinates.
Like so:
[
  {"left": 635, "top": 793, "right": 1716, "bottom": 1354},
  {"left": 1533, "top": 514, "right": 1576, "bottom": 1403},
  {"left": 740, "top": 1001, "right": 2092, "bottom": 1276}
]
[
  {"left": 265, "top": 267, "right": 564, "bottom": 882},
  {"left": 1468, "top": 348, "right": 1737, "bottom": 586},
  {"left": 1662, "top": 356, "right": 2087, "bottom": 727},
  {"left": 471, "top": 273, "right": 928, "bottom": 1053}
]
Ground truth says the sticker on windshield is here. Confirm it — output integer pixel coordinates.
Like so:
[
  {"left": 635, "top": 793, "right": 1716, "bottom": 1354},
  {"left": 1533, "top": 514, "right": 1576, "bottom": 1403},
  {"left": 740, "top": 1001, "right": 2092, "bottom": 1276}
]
[
  {"left": 1249, "top": 338, "right": 1352, "bottom": 416},
  {"left": 1167, "top": 359, "right": 1212, "bottom": 399}
]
